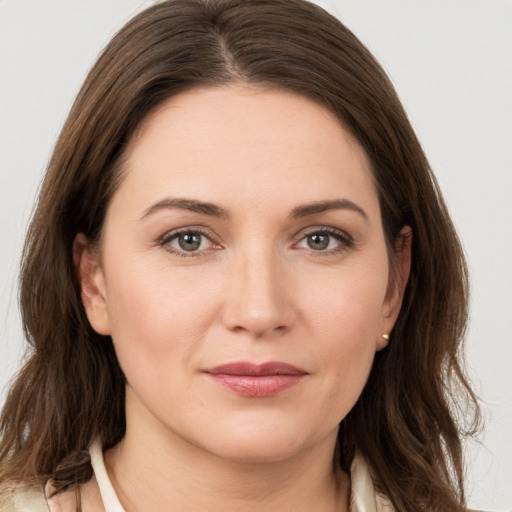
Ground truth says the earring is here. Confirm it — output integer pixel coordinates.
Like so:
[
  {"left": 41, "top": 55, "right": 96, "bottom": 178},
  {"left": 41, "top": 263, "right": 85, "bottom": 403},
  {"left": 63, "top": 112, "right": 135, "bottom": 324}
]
[{"left": 382, "top": 333, "right": 389, "bottom": 341}]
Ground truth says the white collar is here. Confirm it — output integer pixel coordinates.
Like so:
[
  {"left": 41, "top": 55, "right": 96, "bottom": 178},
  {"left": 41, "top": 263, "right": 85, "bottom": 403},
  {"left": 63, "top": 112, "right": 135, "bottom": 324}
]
[{"left": 89, "top": 441, "right": 125, "bottom": 512}]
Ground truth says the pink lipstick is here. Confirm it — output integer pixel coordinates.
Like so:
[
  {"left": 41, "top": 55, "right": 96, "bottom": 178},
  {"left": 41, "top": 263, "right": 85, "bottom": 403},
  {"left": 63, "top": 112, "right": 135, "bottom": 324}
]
[{"left": 203, "top": 362, "right": 307, "bottom": 397}]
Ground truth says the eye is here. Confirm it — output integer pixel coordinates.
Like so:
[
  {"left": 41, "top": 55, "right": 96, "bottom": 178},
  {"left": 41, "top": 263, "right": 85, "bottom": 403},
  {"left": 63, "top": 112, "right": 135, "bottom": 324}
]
[
  {"left": 295, "top": 229, "right": 352, "bottom": 253},
  {"left": 162, "top": 229, "right": 215, "bottom": 255}
]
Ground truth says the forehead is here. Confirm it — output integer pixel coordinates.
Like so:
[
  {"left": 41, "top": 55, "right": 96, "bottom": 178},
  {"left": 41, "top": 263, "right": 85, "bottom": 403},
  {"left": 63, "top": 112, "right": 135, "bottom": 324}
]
[{"left": 113, "top": 85, "right": 379, "bottom": 221}]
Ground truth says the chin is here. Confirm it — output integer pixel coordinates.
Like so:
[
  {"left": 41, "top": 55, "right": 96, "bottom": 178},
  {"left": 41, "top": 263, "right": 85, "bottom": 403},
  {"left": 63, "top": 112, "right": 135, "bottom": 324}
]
[
  {"left": 213, "top": 438, "right": 307, "bottom": 464},
  {"left": 195, "top": 419, "right": 326, "bottom": 465}
]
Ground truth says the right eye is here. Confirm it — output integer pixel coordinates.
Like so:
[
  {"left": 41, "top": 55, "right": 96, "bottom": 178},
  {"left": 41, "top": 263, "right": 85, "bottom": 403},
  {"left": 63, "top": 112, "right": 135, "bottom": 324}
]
[{"left": 162, "top": 230, "right": 215, "bottom": 256}]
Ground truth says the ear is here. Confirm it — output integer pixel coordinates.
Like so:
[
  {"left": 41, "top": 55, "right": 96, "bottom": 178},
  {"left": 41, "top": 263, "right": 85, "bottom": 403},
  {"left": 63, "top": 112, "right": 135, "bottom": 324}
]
[
  {"left": 73, "top": 233, "right": 111, "bottom": 335},
  {"left": 378, "top": 226, "right": 412, "bottom": 349}
]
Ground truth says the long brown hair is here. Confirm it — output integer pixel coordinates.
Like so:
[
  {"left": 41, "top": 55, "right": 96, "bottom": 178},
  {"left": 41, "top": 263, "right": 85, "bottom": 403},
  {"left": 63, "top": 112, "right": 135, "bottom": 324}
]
[{"left": 0, "top": 0, "right": 480, "bottom": 509}]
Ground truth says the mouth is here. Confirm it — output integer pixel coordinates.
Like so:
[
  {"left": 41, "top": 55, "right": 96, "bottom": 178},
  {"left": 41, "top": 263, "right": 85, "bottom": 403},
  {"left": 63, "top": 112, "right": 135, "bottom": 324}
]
[{"left": 202, "top": 362, "right": 308, "bottom": 398}]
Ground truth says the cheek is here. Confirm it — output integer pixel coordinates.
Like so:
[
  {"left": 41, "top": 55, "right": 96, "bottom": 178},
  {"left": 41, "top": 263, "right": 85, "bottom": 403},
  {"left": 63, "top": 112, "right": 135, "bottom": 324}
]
[
  {"left": 300, "top": 262, "right": 388, "bottom": 343},
  {"left": 297, "top": 263, "right": 388, "bottom": 402},
  {"left": 103, "top": 260, "right": 222, "bottom": 372}
]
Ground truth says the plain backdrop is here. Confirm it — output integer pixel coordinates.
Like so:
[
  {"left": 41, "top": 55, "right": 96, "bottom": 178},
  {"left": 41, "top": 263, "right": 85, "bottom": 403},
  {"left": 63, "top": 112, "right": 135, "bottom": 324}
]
[{"left": 1, "top": 1, "right": 511, "bottom": 510}]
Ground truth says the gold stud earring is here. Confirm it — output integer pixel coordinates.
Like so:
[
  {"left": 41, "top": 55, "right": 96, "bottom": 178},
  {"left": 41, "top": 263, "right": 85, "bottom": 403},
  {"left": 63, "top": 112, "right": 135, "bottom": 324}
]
[{"left": 382, "top": 334, "right": 389, "bottom": 341}]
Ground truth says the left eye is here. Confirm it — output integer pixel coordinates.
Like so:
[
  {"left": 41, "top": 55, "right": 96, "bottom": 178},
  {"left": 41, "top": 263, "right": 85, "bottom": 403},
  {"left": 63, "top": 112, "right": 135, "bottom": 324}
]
[
  {"left": 297, "top": 232, "right": 345, "bottom": 251},
  {"left": 167, "top": 231, "right": 212, "bottom": 253}
]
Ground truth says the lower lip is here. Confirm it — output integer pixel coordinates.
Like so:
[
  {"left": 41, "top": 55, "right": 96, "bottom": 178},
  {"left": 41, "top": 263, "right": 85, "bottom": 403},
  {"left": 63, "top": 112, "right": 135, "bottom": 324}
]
[{"left": 206, "top": 374, "right": 305, "bottom": 397}]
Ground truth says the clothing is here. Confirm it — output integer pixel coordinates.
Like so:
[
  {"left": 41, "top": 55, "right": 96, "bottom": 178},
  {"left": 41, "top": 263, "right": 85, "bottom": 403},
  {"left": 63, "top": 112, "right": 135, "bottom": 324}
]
[{"left": 0, "top": 443, "right": 489, "bottom": 511}]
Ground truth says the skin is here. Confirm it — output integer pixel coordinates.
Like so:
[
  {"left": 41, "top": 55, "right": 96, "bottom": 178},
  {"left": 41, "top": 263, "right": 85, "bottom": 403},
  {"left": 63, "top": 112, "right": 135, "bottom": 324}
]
[{"left": 75, "top": 85, "right": 411, "bottom": 512}]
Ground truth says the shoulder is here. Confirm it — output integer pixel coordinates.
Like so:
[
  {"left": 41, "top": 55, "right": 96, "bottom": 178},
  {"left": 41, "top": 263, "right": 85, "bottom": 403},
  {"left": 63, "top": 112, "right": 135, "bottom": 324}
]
[
  {"left": 0, "top": 482, "right": 88, "bottom": 512},
  {"left": 0, "top": 485, "right": 48, "bottom": 512},
  {"left": 349, "top": 453, "right": 499, "bottom": 512}
]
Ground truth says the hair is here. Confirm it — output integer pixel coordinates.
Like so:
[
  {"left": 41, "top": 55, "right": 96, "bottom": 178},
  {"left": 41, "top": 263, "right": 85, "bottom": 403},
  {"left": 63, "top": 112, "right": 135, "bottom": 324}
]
[{"left": 0, "top": 0, "right": 480, "bottom": 510}]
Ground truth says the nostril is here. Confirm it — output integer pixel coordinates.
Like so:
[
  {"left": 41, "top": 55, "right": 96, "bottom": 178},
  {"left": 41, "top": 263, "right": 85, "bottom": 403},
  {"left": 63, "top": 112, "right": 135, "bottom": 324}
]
[{"left": 222, "top": 307, "right": 293, "bottom": 338}]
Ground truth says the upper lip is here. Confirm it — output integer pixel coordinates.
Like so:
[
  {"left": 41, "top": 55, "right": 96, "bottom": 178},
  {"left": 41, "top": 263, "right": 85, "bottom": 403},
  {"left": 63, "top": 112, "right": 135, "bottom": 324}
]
[{"left": 203, "top": 362, "right": 308, "bottom": 376}]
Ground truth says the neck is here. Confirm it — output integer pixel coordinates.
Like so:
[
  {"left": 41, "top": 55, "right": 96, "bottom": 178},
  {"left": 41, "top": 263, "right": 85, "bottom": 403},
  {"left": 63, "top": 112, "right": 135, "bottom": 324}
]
[{"left": 104, "top": 392, "right": 350, "bottom": 512}]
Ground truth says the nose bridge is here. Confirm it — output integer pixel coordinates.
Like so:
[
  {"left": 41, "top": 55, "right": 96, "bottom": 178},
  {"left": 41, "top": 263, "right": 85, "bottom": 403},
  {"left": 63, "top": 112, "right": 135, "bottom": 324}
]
[{"left": 222, "top": 242, "right": 292, "bottom": 337}]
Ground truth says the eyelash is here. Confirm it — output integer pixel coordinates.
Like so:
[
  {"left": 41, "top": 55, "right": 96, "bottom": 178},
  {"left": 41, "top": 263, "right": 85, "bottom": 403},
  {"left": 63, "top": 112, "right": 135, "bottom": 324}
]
[
  {"left": 158, "top": 227, "right": 220, "bottom": 258},
  {"left": 157, "top": 226, "right": 354, "bottom": 257},
  {"left": 293, "top": 227, "right": 354, "bottom": 256}
]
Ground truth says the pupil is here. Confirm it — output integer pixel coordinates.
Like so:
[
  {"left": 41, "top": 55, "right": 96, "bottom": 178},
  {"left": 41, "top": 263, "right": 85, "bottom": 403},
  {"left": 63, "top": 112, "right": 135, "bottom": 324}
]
[
  {"left": 308, "top": 233, "right": 329, "bottom": 250},
  {"left": 179, "top": 233, "right": 201, "bottom": 251}
]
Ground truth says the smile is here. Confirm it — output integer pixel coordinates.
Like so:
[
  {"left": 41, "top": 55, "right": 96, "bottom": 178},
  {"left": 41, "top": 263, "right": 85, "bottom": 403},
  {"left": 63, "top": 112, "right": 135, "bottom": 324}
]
[{"left": 203, "top": 362, "right": 308, "bottom": 398}]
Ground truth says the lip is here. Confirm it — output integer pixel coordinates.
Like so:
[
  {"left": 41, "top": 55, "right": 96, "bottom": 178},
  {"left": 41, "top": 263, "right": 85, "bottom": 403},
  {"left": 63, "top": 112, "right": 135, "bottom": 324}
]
[{"left": 203, "top": 362, "right": 308, "bottom": 398}]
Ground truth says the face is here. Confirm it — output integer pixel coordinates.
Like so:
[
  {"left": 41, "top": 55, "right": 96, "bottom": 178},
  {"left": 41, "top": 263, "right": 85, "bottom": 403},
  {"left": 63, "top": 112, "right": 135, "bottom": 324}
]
[{"left": 76, "top": 86, "right": 409, "bottom": 464}]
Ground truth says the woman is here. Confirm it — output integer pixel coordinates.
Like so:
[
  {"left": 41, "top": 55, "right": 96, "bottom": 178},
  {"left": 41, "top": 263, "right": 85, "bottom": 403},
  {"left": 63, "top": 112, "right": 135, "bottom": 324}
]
[{"left": 0, "top": 0, "right": 481, "bottom": 510}]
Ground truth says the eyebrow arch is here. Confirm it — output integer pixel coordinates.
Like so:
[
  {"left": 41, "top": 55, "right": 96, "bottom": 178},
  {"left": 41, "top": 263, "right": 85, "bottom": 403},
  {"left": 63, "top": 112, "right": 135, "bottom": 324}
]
[
  {"left": 140, "top": 198, "right": 229, "bottom": 220},
  {"left": 289, "top": 199, "right": 369, "bottom": 222}
]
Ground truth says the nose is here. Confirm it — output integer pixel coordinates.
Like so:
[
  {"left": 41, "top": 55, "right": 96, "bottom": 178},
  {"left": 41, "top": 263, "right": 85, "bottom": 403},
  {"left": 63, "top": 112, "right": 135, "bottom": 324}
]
[{"left": 221, "top": 249, "right": 295, "bottom": 339}]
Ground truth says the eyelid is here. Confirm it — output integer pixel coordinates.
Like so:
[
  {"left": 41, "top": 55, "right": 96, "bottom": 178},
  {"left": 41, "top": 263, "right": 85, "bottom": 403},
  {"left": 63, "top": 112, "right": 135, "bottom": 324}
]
[
  {"left": 292, "top": 226, "right": 354, "bottom": 254},
  {"left": 157, "top": 226, "right": 222, "bottom": 257}
]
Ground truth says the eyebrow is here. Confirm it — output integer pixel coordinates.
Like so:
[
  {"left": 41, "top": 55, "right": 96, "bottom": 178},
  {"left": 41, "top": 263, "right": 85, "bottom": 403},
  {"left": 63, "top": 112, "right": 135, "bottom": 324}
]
[
  {"left": 289, "top": 199, "right": 369, "bottom": 222},
  {"left": 140, "top": 198, "right": 229, "bottom": 220},
  {"left": 140, "top": 197, "right": 368, "bottom": 223}
]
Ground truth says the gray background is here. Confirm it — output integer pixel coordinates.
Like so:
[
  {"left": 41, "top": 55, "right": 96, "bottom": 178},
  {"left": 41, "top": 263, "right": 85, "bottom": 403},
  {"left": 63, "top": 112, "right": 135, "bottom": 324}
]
[{"left": 1, "top": 1, "right": 511, "bottom": 509}]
